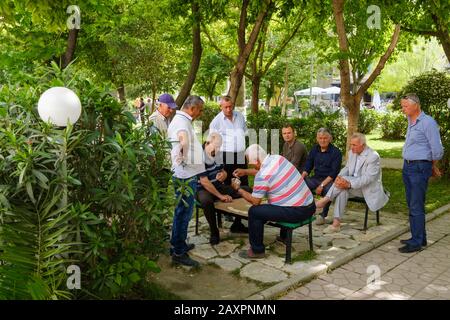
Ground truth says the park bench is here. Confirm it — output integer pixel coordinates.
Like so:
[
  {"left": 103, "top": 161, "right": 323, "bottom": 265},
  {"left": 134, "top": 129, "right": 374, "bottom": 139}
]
[{"left": 194, "top": 198, "right": 315, "bottom": 264}]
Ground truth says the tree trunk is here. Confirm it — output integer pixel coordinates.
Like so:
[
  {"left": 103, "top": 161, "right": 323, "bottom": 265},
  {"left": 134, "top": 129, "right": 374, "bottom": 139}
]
[
  {"left": 344, "top": 96, "right": 360, "bottom": 150},
  {"left": 151, "top": 83, "right": 157, "bottom": 114},
  {"left": 251, "top": 75, "right": 261, "bottom": 113},
  {"left": 117, "top": 83, "right": 126, "bottom": 104},
  {"left": 282, "top": 64, "right": 289, "bottom": 116},
  {"left": 62, "top": 28, "right": 79, "bottom": 69},
  {"left": 175, "top": 1, "right": 202, "bottom": 108}
]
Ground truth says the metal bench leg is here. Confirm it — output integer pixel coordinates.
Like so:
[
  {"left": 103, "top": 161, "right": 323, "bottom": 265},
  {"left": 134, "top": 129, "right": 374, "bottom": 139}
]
[
  {"left": 285, "top": 229, "right": 293, "bottom": 264},
  {"left": 218, "top": 212, "right": 222, "bottom": 228},
  {"left": 376, "top": 210, "right": 380, "bottom": 225},
  {"left": 364, "top": 204, "right": 369, "bottom": 231},
  {"left": 308, "top": 222, "right": 314, "bottom": 252},
  {"left": 195, "top": 206, "right": 199, "bottom": 235}
]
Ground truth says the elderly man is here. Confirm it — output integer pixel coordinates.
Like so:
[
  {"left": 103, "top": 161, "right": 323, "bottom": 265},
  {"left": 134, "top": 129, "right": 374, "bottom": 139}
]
[
  {"left": 399, "top": 93, "right": 443, "bottom": 253},
  {"left": 316, "top": 133, "right": 389, "bottom": 233},
  {"left": 301, "top": 128, "right": 342, "bottom": 225},
  {"left": 209, "top": 95, "right": 249, "bottom": 233},
  {"left": 197, "top": 133, "right": 252, "bottom": 245},
  {"left": 231, "top": 144, "right": 316, "bottom": 259},
  {"left": 149, "top": 93, "right": 177, "bottom": 137},
  {"left": 281, "top": 124, "right": 308, "bottom": 172},
  {"left": 167, "top": 95, "right": 205, "bottom": 267}
]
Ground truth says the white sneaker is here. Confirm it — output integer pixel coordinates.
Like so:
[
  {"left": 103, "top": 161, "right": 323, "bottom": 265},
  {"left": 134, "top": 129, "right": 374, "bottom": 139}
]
[
  {"left": 323, "top": 225, "right": 341, "bottom": 234},
  {"left": 315, "top": 215, "right": 325, "bottom": 225}
]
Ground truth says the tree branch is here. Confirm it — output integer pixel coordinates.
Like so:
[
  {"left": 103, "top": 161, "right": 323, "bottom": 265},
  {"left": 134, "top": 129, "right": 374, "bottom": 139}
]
[
  {"left": 202, "top": 23, "right": 235, "bottom": 65},
  {"left": 401, "top": 25, "right": 438, "bottom": 37},
  {"left": 357, "top": 24, "right": 401, "bottom": 99}
]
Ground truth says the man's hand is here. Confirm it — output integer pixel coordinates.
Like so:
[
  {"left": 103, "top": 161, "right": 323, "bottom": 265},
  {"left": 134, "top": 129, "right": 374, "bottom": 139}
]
[
  {"left": 301, "top": 171, "right": 308, "bottom": 179},
  {"left": 315, "top": 186, "right": 323, "bottom": 195},
  {"left": 335, "top": 176, "right": 350, "bottom": 189},
  {"left": 432, "top": 164, "right": 442, "bottom": 178},
  {"left": 216, "top": 170, "right": 227, "bottom": 182},
  {"left": 233, "top": 168, "right": 246, "bottom": 177},
  {"left": 219, "top": 194, "right": 233, "bottom": 203},
  {"left": 231, "top": 178, "right": 241, "bottom": 190}
]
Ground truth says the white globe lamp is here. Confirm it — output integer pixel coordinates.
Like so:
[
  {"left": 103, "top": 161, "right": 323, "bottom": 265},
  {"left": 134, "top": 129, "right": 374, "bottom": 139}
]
[{"left": 37, "top": 87, "right": 82, "bottom": 127}]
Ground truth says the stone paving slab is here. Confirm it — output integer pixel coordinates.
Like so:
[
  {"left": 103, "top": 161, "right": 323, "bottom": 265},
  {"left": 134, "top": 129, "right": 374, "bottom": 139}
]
[{"left": 280, "top": 208, "right": 450, "bottom": 300}]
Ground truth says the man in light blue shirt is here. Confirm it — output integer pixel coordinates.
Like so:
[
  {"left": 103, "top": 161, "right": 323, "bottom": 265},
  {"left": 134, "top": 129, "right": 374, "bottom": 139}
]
[{"left": 399, "top": 93, "right": 443, "bottom": 253}]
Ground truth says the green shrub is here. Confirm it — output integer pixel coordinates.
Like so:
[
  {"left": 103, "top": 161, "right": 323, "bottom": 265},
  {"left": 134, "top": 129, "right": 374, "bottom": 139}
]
[
  {"left": 0, "top": 63, "right": 170, "bottom": 299},
  {"left": 358, "top": 108, "right": 380, "bottom": 134},
  {"left": 380, "top": 111, "right": 407, "bottom": 140},
  {"left": 395, "top": 70, "right": 450, "bottom": 174},
  {"left": 199, "top": 100, "right": 220, "bottom": 134}
]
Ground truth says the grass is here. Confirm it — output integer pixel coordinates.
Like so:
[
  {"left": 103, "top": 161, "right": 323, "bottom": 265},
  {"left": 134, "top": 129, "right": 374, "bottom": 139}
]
[
  {"left": 346, "top": 168, "right": 450, "bottom": 215},
  {"left": 290, "top": 250, "right": 317, "bottom": 263},
  {"left": 366, "top": 129, "right": 404, "bottom": 158}
]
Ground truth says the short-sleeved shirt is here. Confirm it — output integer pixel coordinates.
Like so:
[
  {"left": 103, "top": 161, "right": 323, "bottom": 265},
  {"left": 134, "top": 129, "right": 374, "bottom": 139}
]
[
  {"left": 282, "top": 140, "right": 307, "bottom": 172},
  {"left": 167, "top": 110, "right": 205, "bottom": 179},
  {"left": 209, "top": 111, "right": 247, "bottom": 153},
  {"left": 303, "top": 143, "right": 342, "bottom": 179},
  {"left": 402, "top": 112, "right": 443, "bottom": 161},
  {"left": 252, "top": 155, "right": 313, "bottom": 207}
]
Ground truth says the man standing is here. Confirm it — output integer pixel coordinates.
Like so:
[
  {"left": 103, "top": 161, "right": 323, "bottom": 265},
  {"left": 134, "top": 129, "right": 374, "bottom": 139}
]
[
  {"left": 167, "top": 96, "right": 205, "bottom": 267},
  {"left": 315, "top": 133, "right": 389, "bottom": 233},
  {"left": 399, "top": 93, "right": 443, "bottom": 253},
  {"left": 301, "top": 128, "right": 342, "bottom": 225},
  {"left": 209, "top": 95, "right": 249, "bottom": 233},
  {"left": 149, "top": 93, "right": 177, "bottom": 137},
  {"left": 231, "top": 144, "right": 316, "bottom": 259},
  {"left": 281, "top": 124, "right": 307, "bottom": 172}
]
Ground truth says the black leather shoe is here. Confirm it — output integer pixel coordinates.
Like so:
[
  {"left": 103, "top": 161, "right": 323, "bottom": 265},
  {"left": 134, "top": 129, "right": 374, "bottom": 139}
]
[
  {"left": 172, "top": 253, "right": 200, "bottom": 267},
  {"left": 398, "top": 244, "right": 422, "bottom": 253},
  {"left": 400, "top": 239, "right": 427, "bottom": 246},
  {"left": 230, "top": 223, "right": 248, "bottom": 234},
  {"left": 187, "top": 243, "right": 195, "bottom": 251},
  {"left": 209, "top": 236, "right": 220, "bottom": 245}
]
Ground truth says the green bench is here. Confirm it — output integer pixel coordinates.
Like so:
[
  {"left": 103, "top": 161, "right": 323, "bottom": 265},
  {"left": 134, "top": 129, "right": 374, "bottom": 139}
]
[{"left": 194, "top": 198, "right": 315, "bottom": 264}]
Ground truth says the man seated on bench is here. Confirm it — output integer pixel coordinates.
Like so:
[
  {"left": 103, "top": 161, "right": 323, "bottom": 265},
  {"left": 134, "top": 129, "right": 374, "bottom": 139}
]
[
  {"left": 316, "top": 133, "right": 389, "bottom": 233},
  {"left": 230, "top": 144, "right": 316, "bottom": 259},
  {"left": 197, "top": 133, "right": 251, "bottom": 245}
]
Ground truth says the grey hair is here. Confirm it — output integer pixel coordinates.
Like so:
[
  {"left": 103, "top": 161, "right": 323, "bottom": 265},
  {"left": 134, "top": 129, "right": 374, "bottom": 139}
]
[
  {"left": 245, "top": 144, "right": 267, "bottom": 164},
  {"left": 351, "top": 132, "right": 366, "bottom": 145},
  {"left": 317, "top": 127, "right": 332, "bottom": 137},
  {"left": 181, "top": 95, "right": 204, "bottom": 110},
  {"left": 401, "top": 93, "right": 420, "bottom": 106}
]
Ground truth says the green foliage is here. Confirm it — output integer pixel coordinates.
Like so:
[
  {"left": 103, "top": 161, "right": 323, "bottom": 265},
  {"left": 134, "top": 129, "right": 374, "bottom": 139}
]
[
  {"left": 358, "top": 109, "right": 380, "bottom": 134},
  {"left": 379, "top": 111, "right": 407, "bottom": 140},
  {"left": 199, "top": 101, "right": 221, "bottom": 134},
  {"left": 0, "top": 63, "right": 171, "bottom": 299},
  {"left": 291, "top": 108, "right": 347, "bottom": 154},
  {"left": 394, "top": 70, "right": 450, "bottom": 174}
]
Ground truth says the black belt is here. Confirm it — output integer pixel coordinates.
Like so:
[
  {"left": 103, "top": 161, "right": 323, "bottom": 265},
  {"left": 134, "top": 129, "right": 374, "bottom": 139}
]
[{"left": 404, "top": 159, "right": 431, "bottom": 164}]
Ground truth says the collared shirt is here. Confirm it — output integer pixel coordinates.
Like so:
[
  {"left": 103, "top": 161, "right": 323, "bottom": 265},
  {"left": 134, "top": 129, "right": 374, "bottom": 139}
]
[
  {"left": 304, "top": 143, "right": 342, "bottom": 179},
  {"left": 252, "top": 155, "right": 313, "bottom": 207},
  {"left": 209, "top": 110, "right": 247, "bottom": 153},
  {"left": 402, "top": 112, "right": 443, "bottom": 161},
  {"left": 149, "top": 109, "right": 169, "bottom": 136},
  {"left": 167, "top": 110, "right": 205, "bottom": 179},
  {"left": 353, "top": 155, "right": 362, "bottom": 177},
  {"left": 282, "top": 140, "right": 307, "bottom": 173}
]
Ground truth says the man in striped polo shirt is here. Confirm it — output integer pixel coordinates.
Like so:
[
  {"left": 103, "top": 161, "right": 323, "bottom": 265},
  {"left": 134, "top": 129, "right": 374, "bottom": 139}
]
[{"left": 231, "top": 144, "right": 316, "bottom": 259}]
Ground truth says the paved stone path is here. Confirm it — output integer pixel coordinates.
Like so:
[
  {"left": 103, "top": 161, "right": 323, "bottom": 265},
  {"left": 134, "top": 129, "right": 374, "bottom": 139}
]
[{"left": 280, "top": 210, "right": 450, "bottom": 300}]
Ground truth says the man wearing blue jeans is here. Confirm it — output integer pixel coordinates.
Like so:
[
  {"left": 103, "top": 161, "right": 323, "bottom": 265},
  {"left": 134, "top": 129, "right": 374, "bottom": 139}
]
[
  {"left": 399, "top": 93, "right": 443, "bottom": 253},
  {"left": 167, "top": 96, "right": 205, "bottom": 267}
]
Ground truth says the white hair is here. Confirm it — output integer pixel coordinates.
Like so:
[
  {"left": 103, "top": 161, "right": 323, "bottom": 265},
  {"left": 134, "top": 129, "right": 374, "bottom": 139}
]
[
  {"left": 351, "top": 132, "right": 366, "bottom": 145},
  {"left": 206, "top": 132, "right": 222, "bottom": 146},
  {"left": 245, "top": 144, "right": 267, "bottom": 164}
]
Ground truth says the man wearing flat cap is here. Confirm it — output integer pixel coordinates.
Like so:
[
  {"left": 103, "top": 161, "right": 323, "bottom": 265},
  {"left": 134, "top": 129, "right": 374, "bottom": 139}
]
[{"left": 149, "top": 93, "right": 178, "bottom": 137}]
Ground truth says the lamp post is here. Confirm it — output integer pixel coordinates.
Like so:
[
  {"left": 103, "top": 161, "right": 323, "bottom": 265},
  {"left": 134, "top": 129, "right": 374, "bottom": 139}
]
[{"left": 38, "top": 87, "right": 82, "bottom": 207}]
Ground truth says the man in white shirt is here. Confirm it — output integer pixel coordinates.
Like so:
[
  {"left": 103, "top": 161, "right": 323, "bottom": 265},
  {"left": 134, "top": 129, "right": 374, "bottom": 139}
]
[
  {"left": 167, "top": 95, "right": 205, "bottom": 267},
  {"left": 209, "top": 95, "right": 249, "bottom": 233},
  {"left": 149, "top": 93, "right": 177, "bottom": 137}
]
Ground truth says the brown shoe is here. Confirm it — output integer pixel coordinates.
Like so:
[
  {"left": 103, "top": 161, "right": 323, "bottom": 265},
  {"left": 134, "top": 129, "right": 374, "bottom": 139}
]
[{"left": 238, "top": 248, "right": 265, "bottom": 259}]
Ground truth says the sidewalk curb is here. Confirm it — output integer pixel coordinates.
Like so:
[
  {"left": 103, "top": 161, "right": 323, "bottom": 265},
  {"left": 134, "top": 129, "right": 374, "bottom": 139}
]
[{"left": 246, "top": 204, "right": 450, "bottom": 300}]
